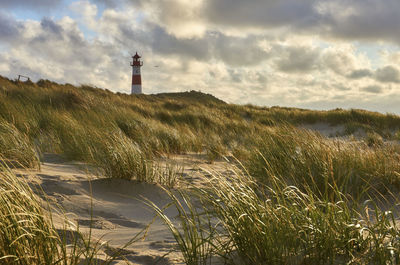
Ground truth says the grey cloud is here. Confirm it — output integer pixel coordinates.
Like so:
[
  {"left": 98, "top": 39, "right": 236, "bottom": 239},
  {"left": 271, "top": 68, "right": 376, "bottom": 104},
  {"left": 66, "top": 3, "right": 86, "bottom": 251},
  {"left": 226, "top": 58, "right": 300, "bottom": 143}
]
[
  {"left": 134, "top": 0, "right": 400, "bottom": 45},
  {"left": 208, "top": 0, "right": 400, "bottom": 44},
  {"left": 0, "top": 0, "right": 62, "bottom": 8},
  {"left": 375, "top": 65, "right": 400, "bottom": 83},
  {"left": 275, "top": 46, "right": 320, "bottom": 73},
  {"left": 229, "top": 70, "right": 243, "bottom": 83},
  {"left": 324, "top": 0, "right": 400, "bottom": 43},
  {"left": 205, "top": 0, "right": 320, "bottom": 30},
  {"left": 40, "top": 17, "right": 63, "bottom": 35},
  {"left": 256, "top": 73, "right": 267, "bottom": 83},
  {"left": 347, "top": 69, "right": 373, "bottom": 79},
  {"left": 150, "top": 27, "right": 209, "bottom": 60},
  {"left": 361, "top": 85, "right": 383, "bottom": 93},
  {"left": 118, "top": 24, "right": 209, "bottom": 60},
  {"left": 118, "top": 22, "right": 269, "bottom": 66},
  {"left": 331, "top": 95, "right": 347, "bottom": 100},
  {"left": 0, "top": 12, "right": 23, "bottom": 41},
  {"left": 334, "top": 83, "right": 351, "bottom": 91},
  {"left": 93, "top": 0, "right": 128, "bottom": 8},
  {"left": 212, "top": 33, "right": 270, "bottom": 66}
]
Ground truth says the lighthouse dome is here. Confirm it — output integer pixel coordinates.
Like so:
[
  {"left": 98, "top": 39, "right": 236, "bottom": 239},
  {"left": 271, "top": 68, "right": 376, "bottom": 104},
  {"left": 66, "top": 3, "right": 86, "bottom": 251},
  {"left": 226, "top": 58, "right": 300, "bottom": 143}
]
[{"left": 133, "top": 52, "right": 141, "bottom": 59}]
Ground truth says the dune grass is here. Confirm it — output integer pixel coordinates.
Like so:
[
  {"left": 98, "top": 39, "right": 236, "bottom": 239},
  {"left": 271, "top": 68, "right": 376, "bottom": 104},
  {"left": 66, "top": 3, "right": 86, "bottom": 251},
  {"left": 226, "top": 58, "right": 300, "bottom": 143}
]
[
  {"left": 1, "top": 74, "right": 400, "bottom": 175},
  {"left": 153, "top": 169, "right": 400, "bottom": 265},
  {"left": 144, "top": 188, "right": 217, "bottom": 265},
  {"left": 0, "top": 120, "right": 40, "bottom": 168},
  {"left": 3, "top": 76, "right": 400, "bottom": 264},
  {"left": 0, "top": 165, "right": 60, "bottom": 264},
  {"left": 202, "top": 171, "right": 400, "bottom": 265},
  {"left": 0, "top": 164, "right": 144, "bottom": 264},
  {"left": 244, "top": 126, "right": 400, "bottom": 199}
]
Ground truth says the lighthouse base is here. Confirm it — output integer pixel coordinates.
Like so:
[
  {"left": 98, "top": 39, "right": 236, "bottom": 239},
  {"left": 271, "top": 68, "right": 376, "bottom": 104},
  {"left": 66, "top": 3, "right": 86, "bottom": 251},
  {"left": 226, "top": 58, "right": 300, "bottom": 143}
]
[{"left": 131, "top": 85, "right": 142, "bottom": 94}]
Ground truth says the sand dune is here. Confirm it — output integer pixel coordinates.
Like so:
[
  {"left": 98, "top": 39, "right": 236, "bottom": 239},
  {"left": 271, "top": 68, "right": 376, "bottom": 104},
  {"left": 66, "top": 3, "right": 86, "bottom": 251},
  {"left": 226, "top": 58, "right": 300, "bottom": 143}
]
[{"left": 14, "top": 153, "right": 231, "bottom": 264}]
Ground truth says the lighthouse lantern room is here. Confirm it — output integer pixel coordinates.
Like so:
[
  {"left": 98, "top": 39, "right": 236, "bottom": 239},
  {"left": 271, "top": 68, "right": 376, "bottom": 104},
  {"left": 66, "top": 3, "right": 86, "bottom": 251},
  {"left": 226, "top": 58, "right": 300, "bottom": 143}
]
[{"left": 131, "top": 52, "right": 143, "bottom": 94}]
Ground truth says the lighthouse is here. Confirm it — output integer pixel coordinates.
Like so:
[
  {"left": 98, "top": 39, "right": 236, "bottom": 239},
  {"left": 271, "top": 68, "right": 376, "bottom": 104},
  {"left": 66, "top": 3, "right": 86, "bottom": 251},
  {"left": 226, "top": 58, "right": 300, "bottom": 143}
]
[{"left": 131, "top": 52, "right": 143, "bottom": 94}]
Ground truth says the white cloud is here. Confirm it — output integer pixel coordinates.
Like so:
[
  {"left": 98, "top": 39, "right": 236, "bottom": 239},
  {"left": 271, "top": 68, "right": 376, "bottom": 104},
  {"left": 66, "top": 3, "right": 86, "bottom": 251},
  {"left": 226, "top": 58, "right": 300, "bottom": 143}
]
[{"left": 70, "top": 0, "right": 98, "bottom": 31}]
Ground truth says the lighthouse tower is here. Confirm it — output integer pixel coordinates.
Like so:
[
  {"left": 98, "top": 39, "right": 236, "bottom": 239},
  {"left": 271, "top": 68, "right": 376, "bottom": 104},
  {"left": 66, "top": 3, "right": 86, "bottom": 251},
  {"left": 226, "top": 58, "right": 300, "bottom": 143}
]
[{"left": 131, "top": 52, "right": 143, "bottom": 94}]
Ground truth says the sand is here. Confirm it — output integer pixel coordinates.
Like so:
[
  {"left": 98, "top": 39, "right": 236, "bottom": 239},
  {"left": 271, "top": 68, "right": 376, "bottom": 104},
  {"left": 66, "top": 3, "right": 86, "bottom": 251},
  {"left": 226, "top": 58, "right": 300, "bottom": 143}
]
[
  {"left": 13, "top": 153, "right": 233, "bottom": 265},
  {"left": 300, "top": 122, "right": 345, "bottom": 137}
]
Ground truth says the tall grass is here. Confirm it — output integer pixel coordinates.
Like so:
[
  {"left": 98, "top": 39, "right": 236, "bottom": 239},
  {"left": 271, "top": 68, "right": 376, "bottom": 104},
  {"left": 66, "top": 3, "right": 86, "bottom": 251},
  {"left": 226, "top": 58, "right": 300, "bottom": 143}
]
[
  {"left": 3, "top": 76, "right": 400, "bottom": 264},
  {"left": 144, "top": 188, "right": 217, "bottom": 265},
  {"left": 199, "top": 171, "right": 400, "bottom": 264},
  {"left": 0, "top": 165, "right": 60, "bottom": 264},
  {"left": 0, "top": 120, "right": 39, "bottom": 168},
  {"left": 246, "top": 126, "right": 400, "bottom": 199},
  {"left": 1, "top": 74, "right": 400, "bottom": 174},
  {"left": 0, "top": 165, "right": 144, "bottom": 264},
  {"left": 154, "top": 168, "right": 400, "bottom": 264}
]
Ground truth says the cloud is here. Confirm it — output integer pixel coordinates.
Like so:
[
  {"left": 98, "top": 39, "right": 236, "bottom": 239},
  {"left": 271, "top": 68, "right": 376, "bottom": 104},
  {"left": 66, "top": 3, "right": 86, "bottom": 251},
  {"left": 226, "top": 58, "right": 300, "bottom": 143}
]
[
  {"left": 361, "top": 85, "right": 384, "bottom": 93},
  {"left": 275, "top": 45, "right": 320, "bottom": 73},
  {"left": 374, "top": 65, "right": 400, "bottom": 83},
  {"left": 333, "top": 83, "right": 351, "bottom": 91},
  {"left": 0, "top": 16, "right": 128, "bottom": 88},
  {"left": 0, "top": 12, "right": 23, "bottom": 41},
  {"left": 40, "top": 17, "right": 63, "bottom": 35},
  {"left": 114, "top": 18, "right": 270, "bottom": 66},
  {"left": 93, "top": 0, "right": 129, "bottom": 8},
  {"left": 1, "top": 0, "right": 400, "bottom": 114},
  {"left": 118, "top": 24, "right": 210, "bottom": 60},
  {"left": 131, "top": 0, "right": 400, "bottom": 45},
  {"left": 70, "top": 0, "right": 98, "bottom": 30},
  {"left": 320, "top": 46, "right": 359, "bottom": 75},
  {"left": 212, "top": 33, "right": 270, "bottom": 66},
  {"left": 0, "top": 0, "right": 62, "bottom": 9},
  {"left": 347, "top": 69, "right": 373, "bottom": 79},
  {"left": 319, "top": 0, "right": 400, "bottom": 43},
  {"left": 204, "top": 0, "right": 320, "bottom": 30}
]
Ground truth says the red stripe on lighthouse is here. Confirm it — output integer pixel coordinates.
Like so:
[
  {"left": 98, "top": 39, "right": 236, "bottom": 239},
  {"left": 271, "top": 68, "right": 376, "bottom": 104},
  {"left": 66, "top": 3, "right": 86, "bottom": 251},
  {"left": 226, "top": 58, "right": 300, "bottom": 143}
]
[{"left": 132, "top": 75, "right": 141, "bottom": 85}]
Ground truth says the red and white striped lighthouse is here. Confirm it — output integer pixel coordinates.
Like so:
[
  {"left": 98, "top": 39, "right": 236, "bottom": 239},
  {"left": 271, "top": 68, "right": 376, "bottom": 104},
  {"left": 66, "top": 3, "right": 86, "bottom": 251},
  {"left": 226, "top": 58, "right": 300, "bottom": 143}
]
[{"left": 131, "top": 52, "right": 143, "bottom": 94}]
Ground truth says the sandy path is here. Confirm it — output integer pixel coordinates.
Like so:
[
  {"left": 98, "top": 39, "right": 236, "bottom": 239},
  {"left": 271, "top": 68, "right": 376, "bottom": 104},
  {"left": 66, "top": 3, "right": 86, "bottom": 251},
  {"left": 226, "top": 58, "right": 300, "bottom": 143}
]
[{"left": 14, "top": 153, "right": 232, "bottom": 265}]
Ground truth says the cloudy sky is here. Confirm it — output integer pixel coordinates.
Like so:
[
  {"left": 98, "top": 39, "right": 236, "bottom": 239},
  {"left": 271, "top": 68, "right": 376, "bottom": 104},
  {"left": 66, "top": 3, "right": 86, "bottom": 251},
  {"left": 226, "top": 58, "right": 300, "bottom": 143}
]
[{"left": 1, "top": 0, "right": 400, "bottom": 113}]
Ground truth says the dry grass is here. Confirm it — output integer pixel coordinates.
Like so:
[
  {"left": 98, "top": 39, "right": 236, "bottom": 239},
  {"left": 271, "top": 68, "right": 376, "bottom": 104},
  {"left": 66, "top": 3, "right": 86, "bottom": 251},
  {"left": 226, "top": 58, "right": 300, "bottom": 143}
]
[{"left": 2, "top": 75, "right": 400, "bottom": 264}]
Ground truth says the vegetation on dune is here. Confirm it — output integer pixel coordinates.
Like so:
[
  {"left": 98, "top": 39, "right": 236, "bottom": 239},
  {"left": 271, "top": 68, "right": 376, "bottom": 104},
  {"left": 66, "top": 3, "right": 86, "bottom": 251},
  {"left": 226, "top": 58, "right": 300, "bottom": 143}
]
[
  {"left": 0, "top": 165, "right": 139, "bottom": 265},
  {"left": 0, "top": 120, "right": 40, "bottom": 168},
  {"left": 245, "top": 126, "right": 400, "bottom": 200},
  {"left": 3, "top": 75, "right": 400, "bottom": 263},
  {"left": 0, "top": 166, "right": 59, "bottom": 264},
  {"left": 196, "top": 172, "right": 400, "bottom": 264},
  {"left": 2, "top": 74, "right": 400, "bottom": 174}
]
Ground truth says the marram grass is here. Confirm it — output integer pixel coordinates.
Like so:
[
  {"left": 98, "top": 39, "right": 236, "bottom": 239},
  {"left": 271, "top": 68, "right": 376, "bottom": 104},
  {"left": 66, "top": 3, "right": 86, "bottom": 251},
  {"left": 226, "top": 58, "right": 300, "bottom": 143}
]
[
  {"left": 0, "top": 165, "right": 141, "bottom": 264},
  {"left": 2, "top": 74, "right": 400, "bottom": 172},
  {"left": 2, "top": 76, "right": 400, "bottom": 264},
  {"left": 155, "top": 169, "right": 400, "bottom": 265}
]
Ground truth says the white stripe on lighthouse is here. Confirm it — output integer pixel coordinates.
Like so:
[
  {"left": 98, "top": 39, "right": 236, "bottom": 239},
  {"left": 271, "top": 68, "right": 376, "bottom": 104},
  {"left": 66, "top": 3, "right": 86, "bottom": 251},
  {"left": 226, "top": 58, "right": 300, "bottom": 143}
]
[{"left": 131, "top": 85, "right": 142, "bottom": 94}]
